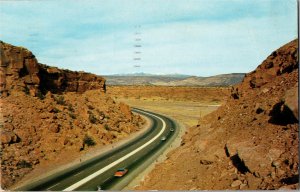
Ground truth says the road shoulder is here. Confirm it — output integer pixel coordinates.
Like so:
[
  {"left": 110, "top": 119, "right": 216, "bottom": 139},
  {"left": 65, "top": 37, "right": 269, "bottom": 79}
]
[{"left": 10, "top": 114, "right": 152, "bottom": 190}]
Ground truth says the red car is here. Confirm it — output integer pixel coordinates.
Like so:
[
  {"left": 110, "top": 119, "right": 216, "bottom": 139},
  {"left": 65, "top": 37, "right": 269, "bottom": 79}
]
[{"left": 114, "top": 168, "right": 128, "bottom": 177}]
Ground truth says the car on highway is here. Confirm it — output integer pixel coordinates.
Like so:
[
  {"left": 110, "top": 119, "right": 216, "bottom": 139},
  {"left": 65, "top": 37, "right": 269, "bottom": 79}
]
[
  {"left": 114, "top": 168, "right": 128, "bottom": 177},
  {"left": 161, "top": 136, "right": 167, "bottom": 141}
]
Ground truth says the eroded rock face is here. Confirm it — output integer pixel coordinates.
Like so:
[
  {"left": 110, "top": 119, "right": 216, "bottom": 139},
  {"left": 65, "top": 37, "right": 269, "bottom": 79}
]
[
  {"left": 232, "top": 39, "right": 298, "bottom": 97},
  {"left": 39, "top": 64, "right": 106, "bottom": 94},
  {"left": 0, "top": 42, "right": 40, "bottom": 97},
  {"left": 0, "top": 41, "right": 144, "bottom": 189},
  {"left": 0, "top": 41, "right": 106, "bottom": 97},
  {"left": 284, "top": 83, "right": 298, "bottom": 120},
  {"left": 218, "top": 39, "right": 299, "bottom": 189},
  {"left": 136, "top": 39, "right": 298, "bottom": 190}
]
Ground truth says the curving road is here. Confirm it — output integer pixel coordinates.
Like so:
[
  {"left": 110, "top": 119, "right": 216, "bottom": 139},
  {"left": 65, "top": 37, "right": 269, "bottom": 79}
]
[{"left": 14, "top": 108, "right": 178, "bottom": 191}]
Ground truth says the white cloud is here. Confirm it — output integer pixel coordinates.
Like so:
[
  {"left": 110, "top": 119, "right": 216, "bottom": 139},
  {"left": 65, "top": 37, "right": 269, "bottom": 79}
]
[{"left": 0, "top": 0, "right": 297, "bottom": 76}]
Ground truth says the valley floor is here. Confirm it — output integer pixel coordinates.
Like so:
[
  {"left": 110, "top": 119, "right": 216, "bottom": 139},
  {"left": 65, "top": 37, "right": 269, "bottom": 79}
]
[{"left": 107, "top": 86, "right": 227, "bottom": 190}]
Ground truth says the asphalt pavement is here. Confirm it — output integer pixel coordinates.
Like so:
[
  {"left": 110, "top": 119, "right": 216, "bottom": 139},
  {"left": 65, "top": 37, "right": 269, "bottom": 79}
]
[{"left": 14, "top": 108, "right": 178, "bottom": 191}]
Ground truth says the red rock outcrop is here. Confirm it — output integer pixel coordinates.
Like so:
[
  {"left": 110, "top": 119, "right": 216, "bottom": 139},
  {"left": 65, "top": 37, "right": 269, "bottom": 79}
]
[
  {"left": 0, "top": 41, "right": 106, "bottom": 97},
  {"left": 38, "top": 64, "right": 106, "bottom": 94},
  {"left": 0, "top": 41, "right": 144, "bottom": 189},
  {"left": 137, "top": 39, "right": 298, "bottom": 190}
]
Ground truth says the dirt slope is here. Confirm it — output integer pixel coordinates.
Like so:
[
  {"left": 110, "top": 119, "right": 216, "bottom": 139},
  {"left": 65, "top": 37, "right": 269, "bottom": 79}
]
[
  {"left": 136, "top": 39, "right": 298, "bottom": 190},
  {"left": 0, "top": 41, "right": 145, "bottom": 189}
]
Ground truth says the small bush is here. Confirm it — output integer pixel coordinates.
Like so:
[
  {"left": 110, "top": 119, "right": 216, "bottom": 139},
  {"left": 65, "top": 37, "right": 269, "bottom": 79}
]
[
  {"left": 24, "top": 86, "right": 30, "bottom": 95},
  {"left": 104, "top": 124, "right": 110, "bottom": 131},
  {"left": 52, "top": 107, "right": 60, "bottom": 113},
  {"left": 69, "top": 112, "right": 76, "bottom": 119},
  {"left": 89, "top": 113, "right": 98, "bottom": 124},
  {"left": 68, "top": 104, "right": 74, "bottom": 112},
  {"left": 36, "top": 91, "right": 45, "bottom": 100},
  {"left": 17, "top": 160, "right": 32, "bottom": 168},
  {"left": 55, "top": 95, "right": 66, "bottom": 105},
  {"left": 83, "top": 135, "right": 96, "bottom": 146}
]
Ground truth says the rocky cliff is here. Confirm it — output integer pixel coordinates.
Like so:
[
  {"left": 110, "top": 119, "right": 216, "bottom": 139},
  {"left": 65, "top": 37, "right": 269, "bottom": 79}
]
[
  {"left": 0, "top": 41, "right": 106, "bottom": 97},
  {"left": 0, "top": 41, "right": 144, "bottom": 189},
  {"left": 136, "top": 39, "right": 298, "bottom": 190}
]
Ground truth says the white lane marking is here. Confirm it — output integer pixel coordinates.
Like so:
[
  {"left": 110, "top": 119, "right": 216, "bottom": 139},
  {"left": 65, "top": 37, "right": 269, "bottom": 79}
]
[
  {"left": 46, "top": 182, "right": 61, "bottom": 190},
  {"left": 63, "top": 109, "right": 166, "bottom": 191},
  {"left": 74, "top": 171, "right": 83, "bottom": 176}
]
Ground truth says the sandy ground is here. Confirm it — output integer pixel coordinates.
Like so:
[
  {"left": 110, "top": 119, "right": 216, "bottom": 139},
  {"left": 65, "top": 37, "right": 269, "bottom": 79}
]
[
  {"left": 116, "top": 98, "right": 221, "bottom": 128},
  {"left": 10, "top": 113, "right": 152, "bottom": 190}
]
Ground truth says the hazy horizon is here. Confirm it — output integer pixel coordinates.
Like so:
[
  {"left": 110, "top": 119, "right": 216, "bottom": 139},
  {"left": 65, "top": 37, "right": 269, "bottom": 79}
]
[{"left": 102, "top": 71, "right": 246, "bottom": 77}]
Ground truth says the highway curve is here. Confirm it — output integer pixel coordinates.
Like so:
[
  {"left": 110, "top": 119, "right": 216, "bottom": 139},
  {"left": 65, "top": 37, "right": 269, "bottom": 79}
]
[{"left": 14, "top": 108, "right": 179, "bottom": 191}]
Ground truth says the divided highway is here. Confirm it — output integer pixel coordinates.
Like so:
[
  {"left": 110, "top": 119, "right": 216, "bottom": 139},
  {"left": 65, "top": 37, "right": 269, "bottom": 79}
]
[{"left": 15, "top": 108, "right": 178, "bottom": 191}]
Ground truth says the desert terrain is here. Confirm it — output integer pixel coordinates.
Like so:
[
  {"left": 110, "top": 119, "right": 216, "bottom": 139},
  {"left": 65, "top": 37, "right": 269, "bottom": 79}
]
[
  {"left": 1, "top": 0, "right": 298, "bottom": 190},
  {"left": 134, "top": 39, "right": 299, "bottom": 190},
  {"left": 107, "top": 86, "right": 230, "bottom": 128},
  {"left": 0, "top": 41, "right": 146, "bottom": 189},
  {"left": 0, "top": 38, "right": 298, "bottom": 191}
]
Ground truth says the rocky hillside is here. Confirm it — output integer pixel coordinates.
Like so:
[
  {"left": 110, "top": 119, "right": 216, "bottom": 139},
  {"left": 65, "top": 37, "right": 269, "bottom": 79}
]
[
  {"left": 136, "top": 39, "right": 298, "bottom": 190},
  {"left": 105, "top": 73, "right": 245, "bottom": 87},
  {"left": 0, "top": 41, "right": 145, "bottom": 189},
  {"left": 0, "top": 40, "right": 106, "bottom": 97}
]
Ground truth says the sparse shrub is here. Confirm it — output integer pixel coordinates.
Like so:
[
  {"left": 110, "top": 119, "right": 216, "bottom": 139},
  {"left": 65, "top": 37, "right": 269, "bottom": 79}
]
[
  {"left": 17, "top": 160, "right": 32, "bottom": 168},
  {"left": 89, "top": 113, "right": 98, "bottom": 124},
  {"left": 52, "top": 107, "right": 60, "bottom": 113},
  {"left": 69, "top": 112, "right": 76, "bottom": 119},
  {"left": 83, "top": 135, "right": 96, "bottom": 146},
  {"left": 24, "top": 86, "right": 30, "bottom": 95},
  {"left": 68, "top": 104, "right": 74, "bottom": 112},
  {"left": 104, "top": 124, "right": 110, "bottom": 131},
  {"left": 87, "top": 104, "right": 94, "bottom": 110},
  {"left": 36, "top": 91, "right": 45, "bottom": 100},
  {"left": 55, "top": 95, "right": 66, "bottom": 105}
]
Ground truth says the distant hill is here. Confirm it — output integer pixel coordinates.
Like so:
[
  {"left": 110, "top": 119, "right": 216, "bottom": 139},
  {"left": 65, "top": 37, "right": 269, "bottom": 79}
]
[
  {"left": 104, "top": 73, "right": 245, "bottom": 87},
  {"left": 108, "top": 72, "right": 191, "bottom": 78}
]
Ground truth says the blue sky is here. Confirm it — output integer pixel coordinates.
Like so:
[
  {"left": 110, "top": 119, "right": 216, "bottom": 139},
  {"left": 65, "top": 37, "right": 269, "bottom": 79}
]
[{"left": 0, "top": 0, "right": 297, "bottom": 76}]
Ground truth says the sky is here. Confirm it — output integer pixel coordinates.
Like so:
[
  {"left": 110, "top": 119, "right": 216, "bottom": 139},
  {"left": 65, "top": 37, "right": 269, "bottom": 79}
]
[{"left": 0, "top": 0, "right": 297, "bottom": 76}]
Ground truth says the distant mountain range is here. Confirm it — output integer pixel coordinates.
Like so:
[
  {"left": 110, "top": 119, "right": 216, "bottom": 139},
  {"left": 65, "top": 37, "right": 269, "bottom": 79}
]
[
  {"left": 104, "top": 73, "right": 245, "bottom": 87},
  {"left": 108, "top": 72, "right": 191, "bottom": 78}
]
